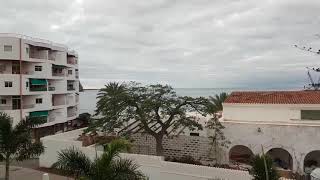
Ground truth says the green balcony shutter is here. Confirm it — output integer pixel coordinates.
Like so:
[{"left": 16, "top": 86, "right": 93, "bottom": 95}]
[
  {"left": 30, "top": 79, "right": 47, "bottom": 85},
  {"left": 30, "top": 111, "right": 49, "bottom": 117}
]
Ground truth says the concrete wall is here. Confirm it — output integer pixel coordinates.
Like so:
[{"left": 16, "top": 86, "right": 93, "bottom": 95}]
[
  {"left": 130, "top": 134, "right": 216, "bottom": 163},
  {"left": 223, "top": 103, "right": 320, "bottom": 123},
  {"left": 223, "top": 121, "right": 320, "bottom": 174},
  {"left": 0, "top": 37, "right": 20, "bottom": 60},
  {"left": 39, "top": 129, "right": 252, "bottom": 180}
]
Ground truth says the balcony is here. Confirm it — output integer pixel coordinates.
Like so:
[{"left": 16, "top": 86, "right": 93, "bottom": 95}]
[
  {"left": 0, "top": 105, "right": 12, "bottom": 110},
  {"left": 22, "top": 104, "right": 35, "bottom": 109},
  {"left": 67, "top": 57, "right": 77, "bottom": 65},
  {"left": 30, "top": 87, "right": 47, "bottom": 92},
  {"left": 48, "top": 87, "right": 55, "bottom": 91},
  {"left": 52, "top": 65, "right": 66, "bottom": 77},
  {"left": 29, "top": 79, "right": 48, "bottom": 92},
  {"left": 67, "top": 112, "right": 77, "bottom": 117},
  {"left": 67, "top": 87, "right": 75, "bottom": 91}
]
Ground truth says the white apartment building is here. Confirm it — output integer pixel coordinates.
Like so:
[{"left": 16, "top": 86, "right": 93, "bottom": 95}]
[
  {"left": 222, "top": 91, "right": 320, "bottom": 174},
  {"left": 0, "top": 33, "right": 79, "bottom": 138}
]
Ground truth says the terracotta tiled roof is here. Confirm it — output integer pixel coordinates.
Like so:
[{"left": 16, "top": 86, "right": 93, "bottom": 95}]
[{"left": 224, "top": 91, "right": 320, "bottom": 104}]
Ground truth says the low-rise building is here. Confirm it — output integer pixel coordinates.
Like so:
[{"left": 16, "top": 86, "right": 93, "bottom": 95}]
[{"left": 222, "top": 91, "right": 320, "bottom": 174}]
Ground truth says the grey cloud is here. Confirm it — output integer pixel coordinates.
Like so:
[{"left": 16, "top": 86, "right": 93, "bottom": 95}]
[{"left": 1, "top": 0, "right": 320, "bottom": 88}]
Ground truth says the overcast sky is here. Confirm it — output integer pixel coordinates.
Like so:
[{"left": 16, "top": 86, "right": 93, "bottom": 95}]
[{"left": 1, "top": 0, "right": 320, "bottom": 88}]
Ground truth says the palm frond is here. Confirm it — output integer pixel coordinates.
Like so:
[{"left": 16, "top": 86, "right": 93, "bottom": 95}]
[
  {"left": 52, "top": 147, "right": 92, "bottom": 178},
  {"left": 110, "top": 158, "right": 146, "bottom": 180}
]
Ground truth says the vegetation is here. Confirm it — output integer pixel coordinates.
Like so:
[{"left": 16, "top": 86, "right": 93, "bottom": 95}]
[
  {"left": 0, "top": 112, "right": 45, "bottom": 180},
  {"left": 78, "top": 112, "right": 92, "bottom": 126},
  {"left": 165, "top": 155, "right": 202, "bottom": 165},
  {"left": 209, "top": 92, "right": 229, "bottom": 112},
  {"left": 91, "top": 82, "right": 210, "bottom": 156},
  {"left": 52, "top": 139, "right": 146, "bottom": 180},
  {"left": 206, "top": 114, "right": 230, "bottom": 164},
  {"left": 250, "top": 154, "right": 279, "bottom": 180}
]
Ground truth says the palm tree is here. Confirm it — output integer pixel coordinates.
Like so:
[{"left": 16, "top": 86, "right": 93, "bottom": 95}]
[
  {"left": 250, "top": 154, "right": 279, "bottom": 180},
  {"left": 0, "top": 112, "right": 45, "bottom": 180},
  {"left": 52, "top": 139, "right": 146, "bottom": 180},
  {"left": 209, "top": 92, "right": 229, "bottom": 113}
]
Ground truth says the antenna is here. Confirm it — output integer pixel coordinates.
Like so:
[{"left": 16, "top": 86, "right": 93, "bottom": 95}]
[{"left": 305, "top": 67, "right": 320, "bottom": 90}]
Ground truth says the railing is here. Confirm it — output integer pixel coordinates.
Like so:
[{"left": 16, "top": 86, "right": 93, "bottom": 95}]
[
  {"left": 53, "top": 102, "right": 65, "bottom": 106},
  {"left": 52, "top": 73, "right": 66, "bottom": 77},
  {"left": 0, "top": 33, "right": 67, "bottom": 49},
  {"left": 67, "top": 87, "right": 75, "bottom": 91},
  {"left": 49, "top": 116, "right": 55, "bottom": 122},
  {"left": 48, "top": 87, "right": 55, "bottom": 91},
  {"left": 0, "top": 106, "right": 12, "bottom": 110},
  {"left": 67, "top": 112, "right": 77, "bottom": 117},
  {"left": 22, "top": 104, "right": 35, "bottom": 109},
  {"left": 30, "top": 87, "right": 47, "bottom": 92}
]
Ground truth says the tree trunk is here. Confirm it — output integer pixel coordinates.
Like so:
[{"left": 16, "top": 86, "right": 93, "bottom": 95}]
[
  {"left": 5, "top": 157, "right": 10, "bottom": 180},
  {"left": 155, "top": 136, "right": 164, "bottom": 156}
]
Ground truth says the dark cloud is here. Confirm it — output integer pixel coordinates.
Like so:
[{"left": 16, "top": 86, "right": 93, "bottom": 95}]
[{"left": 1, "top": 0, "right": 320, "bottom": 88}]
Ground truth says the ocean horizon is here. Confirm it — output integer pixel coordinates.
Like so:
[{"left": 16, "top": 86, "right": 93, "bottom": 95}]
[{"left": 80, "top": 87, "right": 302, "bottom": 114}]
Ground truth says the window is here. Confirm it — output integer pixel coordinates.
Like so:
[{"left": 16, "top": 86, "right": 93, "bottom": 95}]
[
  {"left": 68, "top": 70, "right": 72, "bottom": 75},
  {"left": 4, "top": 45, "right": 12, "bottom": 52},
  {"left": 35, "top": 66, "right": 42, "bottom": 71},
  {"left": 26, "top": 82, "right": 29, "bottom": 88},
  {"left": 4, "top": 81, "right": 12, "bottom": 87},
  {"left": 1, "top": 99, "right": 6, "bottom": 104},
  {"left": 190, "top": 132, "right": 200, "bottom": 136},
  {"left": 36, "top": 98, "right": 43, "bottom": 104},
  {"left": 12, "top": 62, "right": 20, "bottom": 74},
  {"left": 301, "top": 110, "right": 320, "bottom": 120},
  {"left": 26, "top": 47, "right": 29, "bottom": 54}
]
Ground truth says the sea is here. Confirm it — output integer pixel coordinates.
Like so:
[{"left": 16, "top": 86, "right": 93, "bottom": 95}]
[{"left": 79, "top": 87, "right": 300, "bottom": 114}]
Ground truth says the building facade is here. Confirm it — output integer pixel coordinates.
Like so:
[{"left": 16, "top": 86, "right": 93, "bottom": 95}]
[
  {"left": 222, "top": 91, "right": 320, "bottom": 174},
  {"left": 0, "top": 33, "right": 79, "bottom": 137}
]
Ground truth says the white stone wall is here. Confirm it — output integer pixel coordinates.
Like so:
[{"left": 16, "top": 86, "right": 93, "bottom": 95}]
[
  {"left": 223, "top": 103, "right": 320, "bottom": 123},
  {"left": 39, "top": 129, "right": 252, "bottom": 180},
  {"left": 130, "top": 133, "right": 216, "bottom": 163},
  {"left": 223, "top": 121, "right": 320, "bottom": 174}
]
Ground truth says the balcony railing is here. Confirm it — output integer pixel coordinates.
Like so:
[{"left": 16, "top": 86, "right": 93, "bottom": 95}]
[
  {"left": 67, "top": 87, "right": 75, "bottom": 91},
  {"left": 22, "top": 104, "right": 35, "bottom": 109},
  {"left": 49, "top": 116, "right": 55, "bottom": 122},
  {"left": 0, "top": 105, "right": 12, "bottom": 110},
  {"left": 30, "top": 87, "right": 47, "bottom": 92},
  {"left": 67, "top": 112, "right": 77, "bottom": 117},
  {"left": 52, "top": 73, "right": 66, "bottom": 77},
  {"left": 53, "top": 102, "right": 65, "bottom": 106},
  {"left": 48, "top": 87, "right": 55, "bottom": 91}
]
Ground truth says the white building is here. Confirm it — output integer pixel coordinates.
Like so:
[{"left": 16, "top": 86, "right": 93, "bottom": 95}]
[
  {"left": 222, "top": 91, "right": 320, "bottom": 174},
  {"left": 0, "top": 33, "right": 80, "bottom": 138}
]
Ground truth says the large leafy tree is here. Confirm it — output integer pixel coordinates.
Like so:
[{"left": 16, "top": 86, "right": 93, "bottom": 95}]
[
  {"left": 92, "top": 82, "right": 210, "bottom": 156},
  {"left": 52, "top": 139, "right": 146, "bottom": 180},
  {"left": 250, "top": 154, "right": 279, "bottom": 180},
  {"left": 0, "top": 112, "right": 45, "bottom": 180},
  {"left": 209, "top": 92, "right": 229, "bottom": 113}
]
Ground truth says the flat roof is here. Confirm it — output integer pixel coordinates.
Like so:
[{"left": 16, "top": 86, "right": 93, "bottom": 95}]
[{"left": 224, "top": 91, "right": 320, "bottom": 104}]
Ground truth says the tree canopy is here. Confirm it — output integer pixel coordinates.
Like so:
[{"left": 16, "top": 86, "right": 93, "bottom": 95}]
[
  {"left": 209, "top": 92, "right": 229, "bottom": 113},
  {"left": 90, "top": 82, "right": 211, "bottom": 155}
]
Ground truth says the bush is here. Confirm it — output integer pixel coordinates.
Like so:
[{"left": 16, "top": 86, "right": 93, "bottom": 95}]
[
  {"left": 166, "top": 155, "right": 202, "bottom": 165},
  {"left": 250, "top": 154, "right": 279, "bottom": 180}
]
